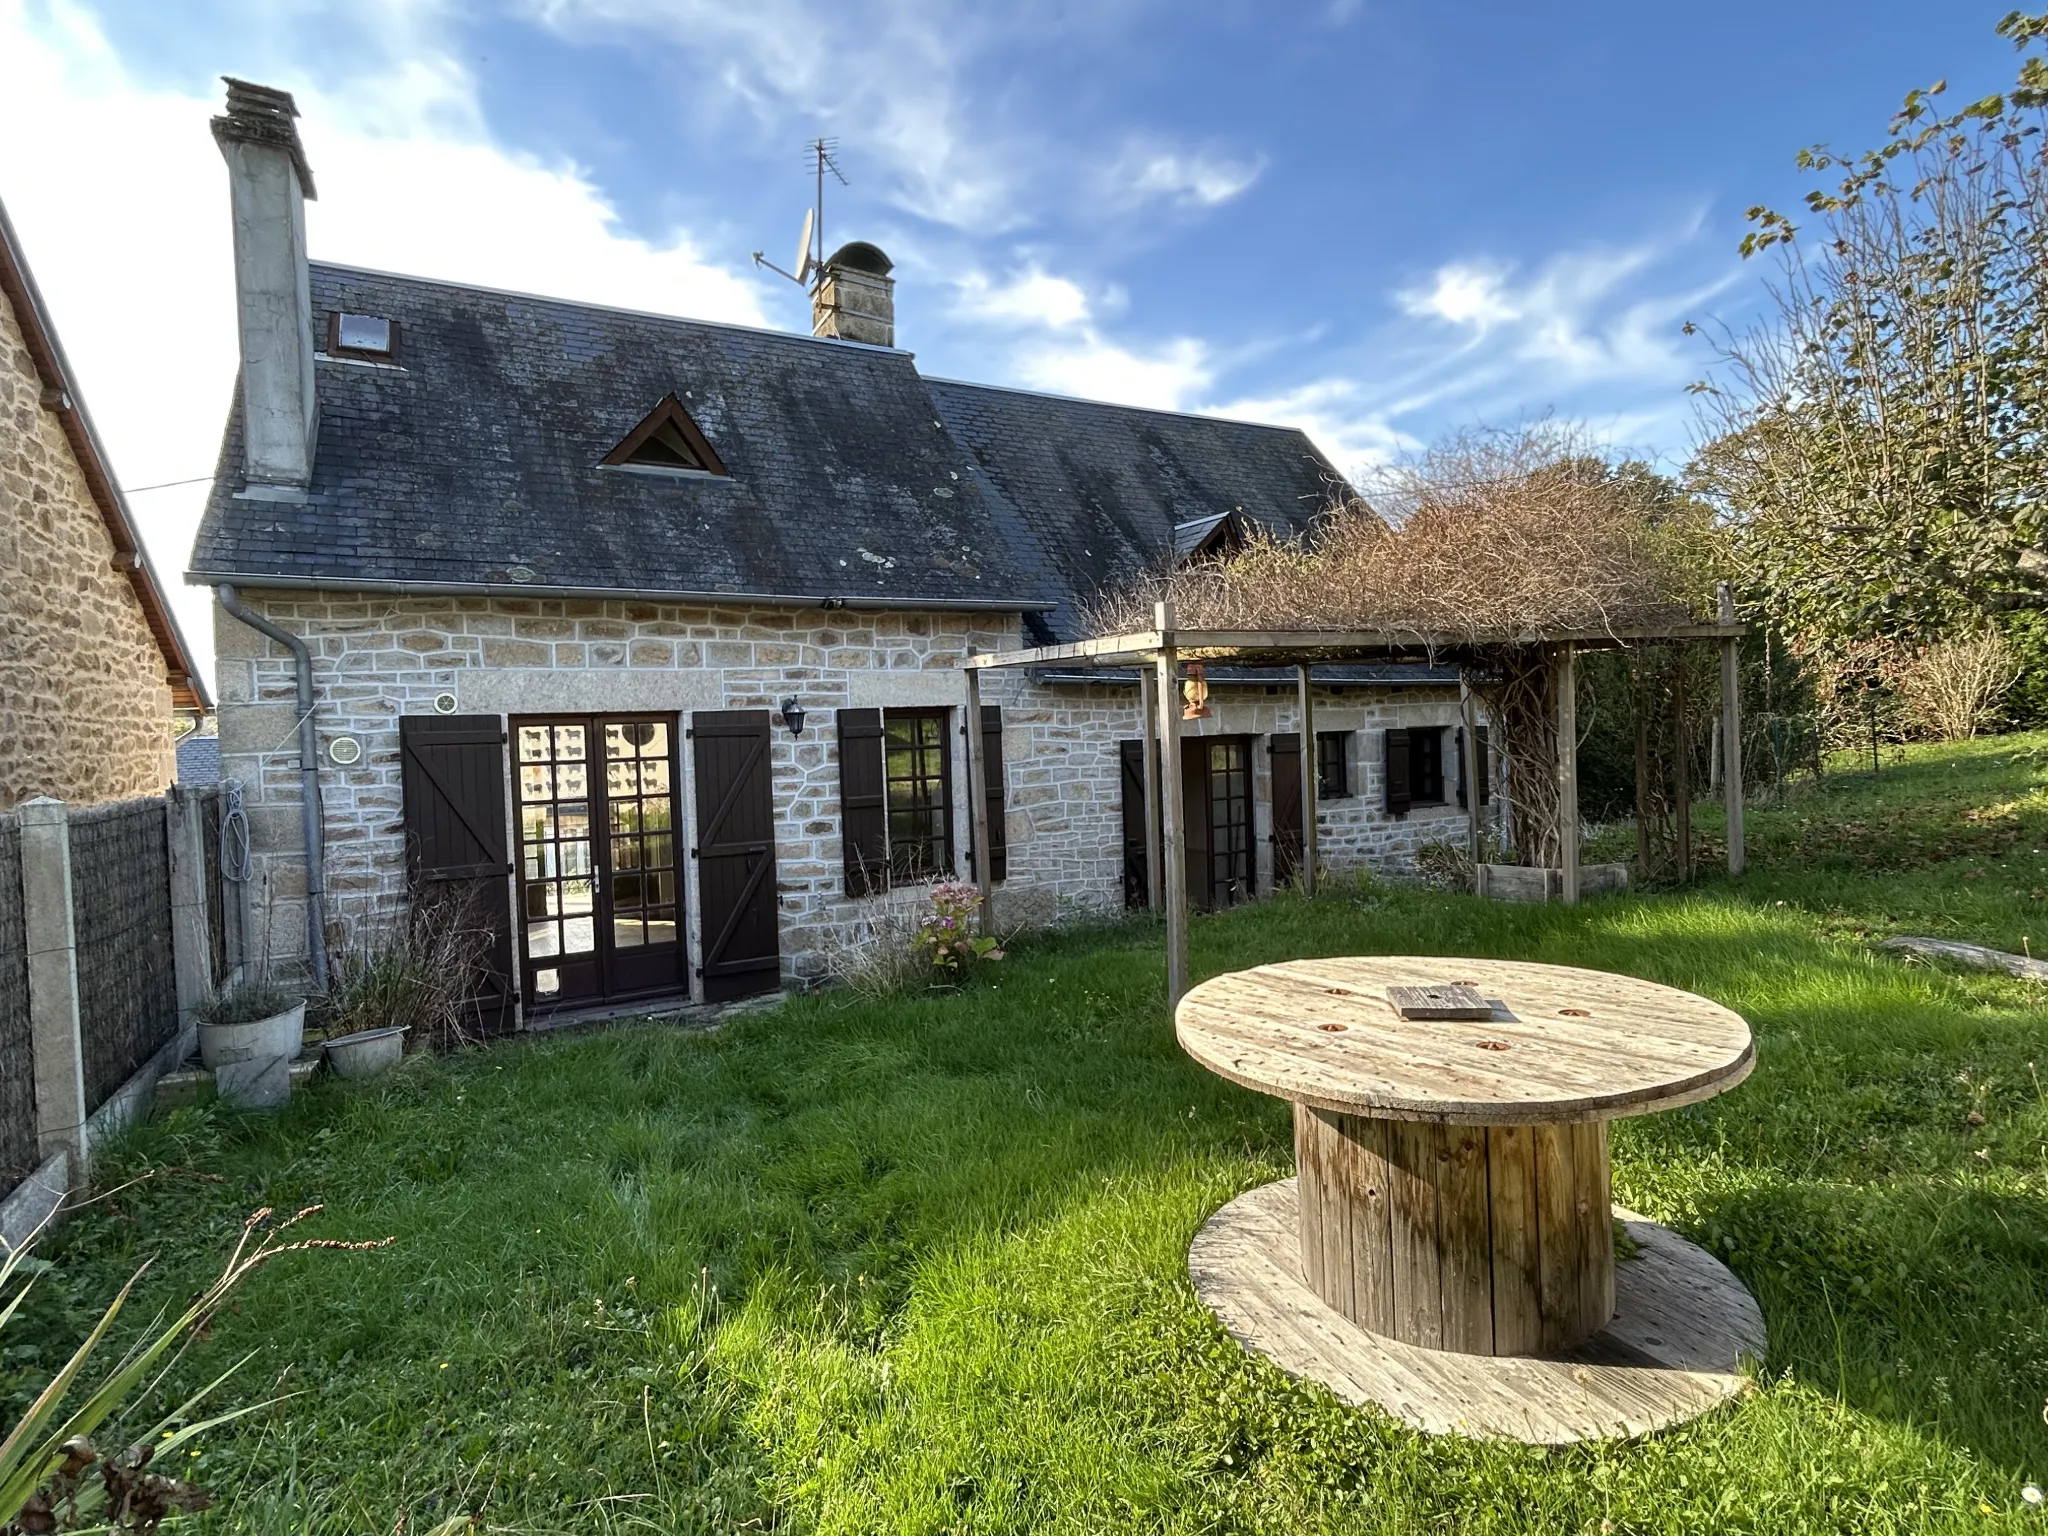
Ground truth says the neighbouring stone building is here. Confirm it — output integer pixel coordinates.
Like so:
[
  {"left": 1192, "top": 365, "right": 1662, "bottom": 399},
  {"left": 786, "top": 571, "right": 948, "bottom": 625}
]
[
  {"left": 191, "top": 81, "right": 1482, "bottom": 1021},
  {"left": 0, "top": 198, "right": 207, "bottom": 811}
]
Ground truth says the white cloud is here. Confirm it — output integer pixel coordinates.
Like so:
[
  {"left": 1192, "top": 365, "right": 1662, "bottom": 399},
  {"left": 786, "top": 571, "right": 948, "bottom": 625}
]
[
  {"left": 1398, "top": 261, "right": 1520, "bottom": 329},
  {"left": 0, "top": 0, "right": 767, "bottom": 692},
  {"left": 1014, "top": 334, "right": 1212, "bottom": 412},
  {"left": 948, "top": 259, "right": 1211, "bottom": 410},
  {"left": 952, "top": 266, "right": 1092, "bottom": 330},
  {"left": 1382, "top": 231, "right": 1740, "bottom": 441},
  {"left": 535, "top": 0, "right": 1264, "bottom": 237},
  {"left": 1112, "top": 146, "right": 1266, "bottom": 209},
  {"left": 534, "top": 0, "right": 1031, "bottom": 232}
]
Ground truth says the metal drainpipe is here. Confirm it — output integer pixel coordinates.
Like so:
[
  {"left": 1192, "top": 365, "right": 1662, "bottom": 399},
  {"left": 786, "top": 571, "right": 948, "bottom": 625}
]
[{"left": 216, "top": 584, "right": 328, "bottom": 992}]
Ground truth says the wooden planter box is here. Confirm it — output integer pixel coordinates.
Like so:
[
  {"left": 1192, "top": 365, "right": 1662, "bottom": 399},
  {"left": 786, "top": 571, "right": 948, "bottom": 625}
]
[{"left": 1474, "top": 863, "right": 1629, "bottom": 903}]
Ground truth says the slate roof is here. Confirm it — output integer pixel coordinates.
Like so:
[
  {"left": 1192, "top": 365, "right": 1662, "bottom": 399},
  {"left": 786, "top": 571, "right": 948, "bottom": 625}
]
[
  {"left": 926, "top": 379, "right": 1343, "bottom": 638},
  {"left": 191, "top": 264, "right": 1347, "bottom": 640},
  {"left": 175, "top": 734, "right": 221, "bottom": 786}
]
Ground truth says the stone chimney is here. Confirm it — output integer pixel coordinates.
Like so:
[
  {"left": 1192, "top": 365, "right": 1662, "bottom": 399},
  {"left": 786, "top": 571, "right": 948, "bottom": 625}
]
[
  {"left": 811, "top": 241, "right": 895, "bottom": 348},
  {"left": 211, "top": 78, "right": 318, "bottom": 494}
]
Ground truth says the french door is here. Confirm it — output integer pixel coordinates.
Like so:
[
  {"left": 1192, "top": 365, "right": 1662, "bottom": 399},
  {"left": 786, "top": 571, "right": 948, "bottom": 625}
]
[
  {"left": 1182, "top": 737, "right": 1254, "bottom": 909},
  {"left": 512, "top": 715, "right": 685, "bottom": 1010}
]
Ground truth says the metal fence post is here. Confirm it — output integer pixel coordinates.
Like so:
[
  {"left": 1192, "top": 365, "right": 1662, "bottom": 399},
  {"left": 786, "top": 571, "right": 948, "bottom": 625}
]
[
  {"left": 17, "top": 798, "right": 85, "bottom": 1184},
  {"left": 165, "top": 787, "right": 213, "bottom": 1049}
]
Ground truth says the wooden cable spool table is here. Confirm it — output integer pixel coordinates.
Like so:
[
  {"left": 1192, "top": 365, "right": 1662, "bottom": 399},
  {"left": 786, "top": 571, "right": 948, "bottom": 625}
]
[{"left": 1176, "top": 956, "right": 1766, "bottom": 1443}]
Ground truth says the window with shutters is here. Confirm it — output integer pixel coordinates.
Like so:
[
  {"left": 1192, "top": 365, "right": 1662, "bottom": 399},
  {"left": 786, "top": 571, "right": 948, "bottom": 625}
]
[
  {"left": 1382, "top": 725, "right": 1447, "bottom": 817},
  {"left": 884, "top": 709, "right": 953, "bottom": 881},
  {"left": 1315, "top": 731, "right": 1352, "bottom": 798}
]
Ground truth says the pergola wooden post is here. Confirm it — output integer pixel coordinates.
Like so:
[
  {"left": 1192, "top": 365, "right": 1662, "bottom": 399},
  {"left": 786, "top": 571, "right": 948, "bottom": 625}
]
[
  {"left": 1673, "top": 663, "right": 1693, "bottom": 883},
  {"left": 1717, "top": 583, "right": 1745, "bottom": 876},
  {"left": 1139, "top": 666, "right": 1164, "bottom": 910},
  {"left": 1459, "top": 680, "right": 1482, "bottom": 872},
  {"left": 1296, "top": 663, "right": 1318, "bottom": 894},
  {"left": 1632, "top": 655, "right": 1652, "bottom": 882},
  {"left": 964, "top": 665, "right": 996, "bottom": 936},
  {"left": 1153, "top": 603, "right": 1190, "bottom": 1006},
  {"left": 1556, "top": 644, "right": 1579, "bottom": 905}
]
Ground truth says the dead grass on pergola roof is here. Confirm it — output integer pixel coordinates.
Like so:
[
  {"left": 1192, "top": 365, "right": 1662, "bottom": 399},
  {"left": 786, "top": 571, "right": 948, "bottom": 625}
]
[{"left": 1087, "top": 424, "right": 1716, "bottom": 646}]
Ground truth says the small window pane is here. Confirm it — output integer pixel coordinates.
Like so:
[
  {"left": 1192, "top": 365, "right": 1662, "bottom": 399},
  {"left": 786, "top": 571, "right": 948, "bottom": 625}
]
[
  {"left": 641, "top": 796, "right": 672, "bottom": 832},
  {"left": 518, "top": 727, "right": 551, "bottom": 762},
  {"left": 643, "top": 834, "right": 675, "bottom": 870},
  {"left": 562, "top": 915, "right": 596, "bottom": 955},
  {"left": 640, "top": 759, "right": 671, "bottom": 794},
  {"left": 519, "top": 764, "right": 553, "bottom": 801},
  {"left": 534, "top": 967, "right": 560, "bottom": 996},
  {"left": 614, "top": 872, "right": 644, "bottom": 910},
  {"left": 526, "top": 921, "right": 560, "bottom": 958},
  {"left": 613, "top": 919, "right": 646, "bottom": 949},
  {"left": 555, "top": 725, "right": 586, "bottom": 760}
]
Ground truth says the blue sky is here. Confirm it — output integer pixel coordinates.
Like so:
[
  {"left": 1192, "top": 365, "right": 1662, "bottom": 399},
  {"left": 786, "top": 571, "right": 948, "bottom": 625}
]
[{"left": 0, "top": 0, "right": 2024, "bottom": 677}]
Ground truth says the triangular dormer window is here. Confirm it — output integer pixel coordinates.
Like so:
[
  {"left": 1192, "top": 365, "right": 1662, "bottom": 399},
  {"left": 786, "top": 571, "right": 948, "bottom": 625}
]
[
  {"left": 602, "top": 394, "right": 729, "bottom": 477},
  {"left": 1172, "top": 509, "right": 1248, "bottom": 564}
]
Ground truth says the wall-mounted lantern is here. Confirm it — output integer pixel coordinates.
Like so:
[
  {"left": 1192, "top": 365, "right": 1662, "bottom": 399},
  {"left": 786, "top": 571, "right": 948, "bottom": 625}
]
[
  {"left": 780, "top": 697, "right": 808, "bottom": 736},
  {"left": 1182, "top": 661, "right": 1212, "bottom": 720}
]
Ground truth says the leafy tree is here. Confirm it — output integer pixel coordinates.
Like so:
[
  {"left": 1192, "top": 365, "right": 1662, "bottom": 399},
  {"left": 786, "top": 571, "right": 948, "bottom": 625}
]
[{"left": 1690, "top": 10, "right": 2048, "bottom": 657}]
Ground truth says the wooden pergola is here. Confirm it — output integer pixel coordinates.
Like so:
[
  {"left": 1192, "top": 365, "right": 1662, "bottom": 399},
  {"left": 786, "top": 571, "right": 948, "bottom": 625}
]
[{"left": 962, "top": 595, "right": 1748, "bottom": 1008}]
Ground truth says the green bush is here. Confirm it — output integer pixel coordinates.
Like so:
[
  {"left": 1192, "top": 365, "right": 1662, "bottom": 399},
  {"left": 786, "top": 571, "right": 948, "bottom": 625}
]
[{"left": 1997, "top": 608, "right": 2048, "bottom": 730}]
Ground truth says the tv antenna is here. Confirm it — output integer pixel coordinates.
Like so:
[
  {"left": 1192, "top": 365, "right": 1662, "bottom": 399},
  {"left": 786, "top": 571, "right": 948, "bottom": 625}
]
[{"left": 753, "top": 138, "right": 846, "bottom": 289}]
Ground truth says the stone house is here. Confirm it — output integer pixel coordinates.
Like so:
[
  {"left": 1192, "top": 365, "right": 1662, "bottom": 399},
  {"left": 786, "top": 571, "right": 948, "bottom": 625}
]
[
  {"left": 0, "top": 197, "right": 207, "bottom": 811},
  {"left": 189, "top": 82, "right": 1482, "bottom": 1021}
]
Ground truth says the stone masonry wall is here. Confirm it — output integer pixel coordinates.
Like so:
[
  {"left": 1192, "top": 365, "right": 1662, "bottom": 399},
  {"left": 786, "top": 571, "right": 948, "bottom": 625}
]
[
  {"left": 985, "top": 675, "right": 1477, "bottom": 920},
  {"left": 0, "top": 294, "right": 175, "bottom": 809},
  {"left": 214, "top": 588, "right": 1481, "bottom": 1000}
]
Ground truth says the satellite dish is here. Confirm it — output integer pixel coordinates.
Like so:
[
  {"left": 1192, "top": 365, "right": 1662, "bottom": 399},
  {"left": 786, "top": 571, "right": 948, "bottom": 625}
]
[{"left": 794, "top": 207, "right": 816, "bottom": 285}]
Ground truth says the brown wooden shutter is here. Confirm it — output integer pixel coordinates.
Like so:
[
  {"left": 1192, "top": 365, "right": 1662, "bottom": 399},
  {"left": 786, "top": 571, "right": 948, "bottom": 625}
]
[
  {"left": 837, "top": 708, "right": 888, "bottom": 896},
  {"left": 980, "top": 704, "right": 1007, "bottom": 883},
  {"left": 1383, "top": 728, "right": 1412, "bottom": 818},
  {"left": 690, "top": 710, "right": 781, "bottom": 1002},
  {"left": 1477, "top": 725, "right": 1490, "bottom": 805},
  {"left": 1269, "top": 732, "right": 1302, "bottom": 886},
  {"left": 399, "top": 714, "right": 516, "bottom": 1035}
]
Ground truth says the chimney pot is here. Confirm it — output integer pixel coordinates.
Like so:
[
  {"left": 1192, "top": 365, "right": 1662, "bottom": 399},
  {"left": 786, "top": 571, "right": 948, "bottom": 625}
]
[{"left": 812, "top": 241, "right": 896, "bottom": 348}]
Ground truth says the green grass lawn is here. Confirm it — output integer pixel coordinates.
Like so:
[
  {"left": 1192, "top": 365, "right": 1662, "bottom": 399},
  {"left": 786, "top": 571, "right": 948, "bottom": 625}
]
[{"left": 13, "top": 735, "right": 2048, "bottom": 1533}]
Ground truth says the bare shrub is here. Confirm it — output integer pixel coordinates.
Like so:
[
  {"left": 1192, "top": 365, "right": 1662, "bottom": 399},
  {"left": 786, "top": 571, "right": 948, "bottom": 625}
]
[
  {"left": 326, "top": 887, "right": 493, "bottom": 1051},
  {"left": 1412, "top": 840, "right": 1474, "bottom": 891},
  {"left": 818, "top": 908, "right": 929, "bottom": 999},
  {"left": 1882, "top": 632, "right": 2020, "bottom": 741},
  {"left": 1088, "top": 423, "right": 1715, "bottom": 643}
]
